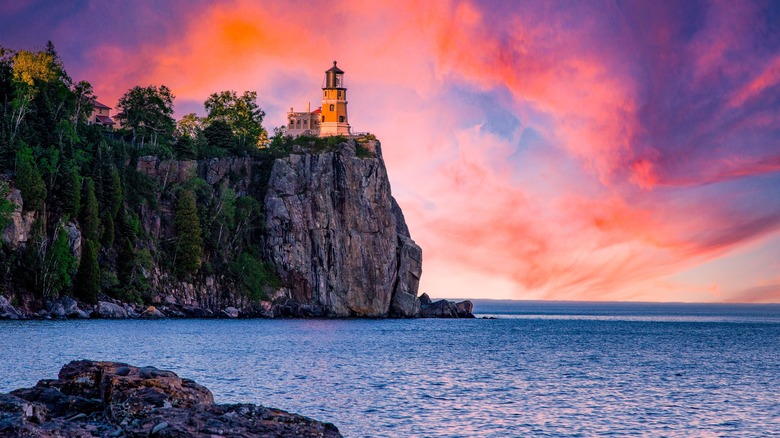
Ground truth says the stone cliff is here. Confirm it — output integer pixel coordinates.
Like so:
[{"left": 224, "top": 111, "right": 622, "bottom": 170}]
[
  {"left": 262, "top": 141, "right": 422, "bottom": 317},
  {"left": 1, "top": 139, "right": 423, "bottom": 318}
]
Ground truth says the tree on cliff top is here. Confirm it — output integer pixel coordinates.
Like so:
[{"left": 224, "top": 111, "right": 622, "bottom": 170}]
[
  {"left": 115, "top": 85, "right": 175, "bottom": 148},
  {"left": 204, "top": 90, "right": 266, "bottom": 152},
  {"left": 174, "top": 190, "right": 203, "bottom": 276}
]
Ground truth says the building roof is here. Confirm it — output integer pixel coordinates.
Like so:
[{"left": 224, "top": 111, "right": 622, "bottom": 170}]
[
  {"left": 95, "top": 115, "right": 115, "bottom": 125},
  {"left": 93, "top": 101, "right": 111, "bottom": 110},
  {"left": 326, "top": 61, "right": 344, "bottom": 74},
  {"left": 312, "top": 107, "right": 322, "bottom": 114}
]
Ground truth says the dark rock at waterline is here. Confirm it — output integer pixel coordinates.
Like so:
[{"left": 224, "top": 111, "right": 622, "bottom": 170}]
[
  {"left": 0, "top": 360, "right": 341, "bottom": 437},
  {"left": 420, "top": 298, "right": 475, "bottom": 318},
  {"left": 93, "top": 301, "right": 128, "bottom": 319},
  {"left": 0, "top": 296, "right": 23, "bottom": 320}
]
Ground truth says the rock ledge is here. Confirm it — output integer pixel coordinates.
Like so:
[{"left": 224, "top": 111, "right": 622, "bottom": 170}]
[{"left": 0, "top": 360, "right": 341, "bottom": 437}]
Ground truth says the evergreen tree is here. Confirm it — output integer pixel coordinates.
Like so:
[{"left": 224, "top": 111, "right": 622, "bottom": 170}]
[
  {"left": 15, "top": 145, "right": 46, "bottom": 211},
  {"left": 80, "top": 177, "right": 99, "bottom": 242},
  {"left": 61, "top": 162, "right": 81, "bottom": 218},
  {"left": 41, "top": 224, "right": 77, "bottom": 298},
  {"left": 73, "top": 239, "right": 100, "bottom": 303},
  {"left": 174, "top": 190, "right": 203, "bottom": 275}
]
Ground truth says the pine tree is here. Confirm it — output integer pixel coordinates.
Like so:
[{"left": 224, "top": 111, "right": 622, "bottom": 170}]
[
  {"left": 15, "top": 146, "right": 47, "bottom": 211},
  {"left": 174, "top": 190, "right": 203, "bottom": 275},
  {"left": 73, "top": 239, "right": 100, "bottom": 303},
  {"left": 61, "top": 162, "right": 81, "bottom": 218},
  {"left": 80, "top": 177, "right": 99, "bottom": 242},
  {"left": 42, "top": 225, "right": 77, "bottom": 298}
]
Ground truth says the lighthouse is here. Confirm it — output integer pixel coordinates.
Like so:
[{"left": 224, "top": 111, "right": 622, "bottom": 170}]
[{"left": 318, "top": 61, "right": 351, "bottom": 136}]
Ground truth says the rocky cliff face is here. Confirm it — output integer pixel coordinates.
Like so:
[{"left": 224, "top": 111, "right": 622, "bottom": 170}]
[
  {"left": 263, "top": 141, "right": 422, "bottom": 317},
  {"left": 1, "top": 139, "right": 423, "bottom": 318}
]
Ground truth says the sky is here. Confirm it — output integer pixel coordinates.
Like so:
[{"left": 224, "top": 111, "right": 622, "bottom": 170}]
[{"left": 2, "top": 0, "right": 780, "bottom": 303}]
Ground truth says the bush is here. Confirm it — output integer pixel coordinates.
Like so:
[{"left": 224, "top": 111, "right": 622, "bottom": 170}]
[
  {"left": 230, "top": 252, "right": 280, "bottom": 301},
  {"left": 174, "top": 190, "right": 203, "bottom": 275}
]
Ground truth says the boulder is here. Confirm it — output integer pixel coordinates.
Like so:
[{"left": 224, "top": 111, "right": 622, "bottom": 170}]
[
  {"left": 94, "top": 301, "right": 128, "bottom": 319},
  {"left": 455, "top": 300, "right": 475, "bottom": 318},
  {"left": 0, "top": 296, "right": 22, "bottom": 320},
  {"left": 0, "top": 360, "right": 341, "bottom": 437},
  {"left": 220, "top": 307, "right": 239, "bottom": 318},
  {"left": 420, "top": 299, "right": 459, "bottom": 318},
  {"left": 140, "top": 306, "right": 165, "bottom": 319}
]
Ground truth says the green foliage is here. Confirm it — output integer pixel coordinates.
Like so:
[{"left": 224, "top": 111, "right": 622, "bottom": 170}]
[
  {"left": 174, "top": 190, "right": 203, "bottom": 275},
  {"left": 80, "top": 177, "right": 100, "bottom": 242},
  {"left": 60, "top": 162, "right": 81, "bottom": 217},
  {"left": 0, "top": 182, "right": 16, "bottom": 232},
  {"left": 355, "top": 143, "right": 375, "bottom": 158},
  {"left": 15, "top": 145, "right": 46, "bottom": 211},
  {"left": 115, "top": 84, "right": 175, "bottom": 148},
  {"left": 203, "top": 120, "right": 236, "bottom": 152},
  {"left": 204, "top": 90, "right": 266, "bottom": 151},
  {"left": 230, "top": 251, "right": 280, "bottom": 301},
  {"left": 41, "top": 224, "right": 77, "bottom": 299},
  {"left": 74, "top": 239, "right": 100, "bottom": 303}
]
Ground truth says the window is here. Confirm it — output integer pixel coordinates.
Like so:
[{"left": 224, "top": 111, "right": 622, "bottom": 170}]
[
  {"left": 324, "top": 91, "right": 327, "bottom": 98},
  {"left": 339, "top": 116, "right": 345, "bottom": 122},
  {"left": 329, "top": 104, "right": 335, "bottom": 111},
  {"left": 322, "top": 116, "right": 325, "bottom": 122},
  {"left": 337, "top": 91, "right": 342, "bottom": 99}
]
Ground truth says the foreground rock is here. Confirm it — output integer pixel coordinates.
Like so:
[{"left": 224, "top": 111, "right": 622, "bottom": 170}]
[{"left": 0, "top": 360, "right": 341, "bottom": 437}]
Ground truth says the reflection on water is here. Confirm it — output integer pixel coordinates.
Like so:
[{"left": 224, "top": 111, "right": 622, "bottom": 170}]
[{"left": 1, "top": 303, "right": 779, "bottom": 437}]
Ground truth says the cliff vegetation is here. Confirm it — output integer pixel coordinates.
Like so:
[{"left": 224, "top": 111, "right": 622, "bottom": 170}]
[{"left": 0, "top": 42, "right": 428, "bottom": 318}]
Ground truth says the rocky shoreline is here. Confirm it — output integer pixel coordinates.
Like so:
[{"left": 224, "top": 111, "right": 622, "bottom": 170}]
[
  {"left": 0, "top": 294, "right": 475, "bottom": 320},
  {"left": 0, "top": 360, "right": 341, "bottom": 437}
]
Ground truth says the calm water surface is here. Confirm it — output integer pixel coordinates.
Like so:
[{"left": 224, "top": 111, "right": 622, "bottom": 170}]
[{"left": 1, "top": 302, "right": 779, "bottom": 437}]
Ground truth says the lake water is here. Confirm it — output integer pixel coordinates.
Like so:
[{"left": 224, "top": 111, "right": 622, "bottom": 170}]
[{"left": 1, "top": 301, "right": 779, "bottom": 437}]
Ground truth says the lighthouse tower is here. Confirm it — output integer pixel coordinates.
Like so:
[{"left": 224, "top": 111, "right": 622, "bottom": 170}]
[{"left": 319, "top": 61, "right": 351, "bottom": 136}]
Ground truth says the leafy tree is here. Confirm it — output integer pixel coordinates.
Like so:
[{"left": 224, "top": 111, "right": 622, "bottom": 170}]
[
  {"left": 115, "top": 85, "right": 175, "bottom": 148},
  {"left": 174, "top": 190, "right": 203, "bottom": 275},
  {"left": 74, "top": 239, "right": 100, "bottom": 303},
  {"left": 204, "top": 90, "right": 266, "bottom": 151},
  {"left": 80, "top": 177, "right": 99, "bottom": 242},
  {"left": 176, "top": 112, "right": 202, "bottom": 139},
  {"left": 15, "top": 145, "right": 46, "bottom": 211},
  {"left": 9, "top": 50, "right": 57, "bottom": 142}
]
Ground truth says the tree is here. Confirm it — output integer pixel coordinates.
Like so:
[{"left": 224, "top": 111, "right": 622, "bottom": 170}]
[
  {"left": 74, "top": 239, "right": 100, "bottom": 303},
  {"left": 174, "top": 190, "right": 203, "bottom": 275},
  {"left": 9, "top": 50, "right": 57, "bottom": 142},
  {"left": 80, "top": 177, "right": 99, "bottom": 242},
  {"left": 115, "top": 85, "right": 175, "bottom": 148},
  {"left": 204, "top": 90, "right": 266, "bottom": 151},
  {"left": 15, "top": 145, "right": 46, "bottom": 211},
  {"left": 60, "top": 162, "right": 81, "bottom": 218},
  {"left": 41, "top": 224, "right": 77, "bottom": 298},
  {"left": 0, "top": 182, "right": 17, "bottom": 232},
  {"left": 203, "top": 120, "right": 235, "bottom": 152}
]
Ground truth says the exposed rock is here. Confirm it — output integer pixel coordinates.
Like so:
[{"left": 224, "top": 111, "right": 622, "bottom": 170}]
[
  {"left": 94, "top": 301, "right": 128, "bottom": 319},
  {"left": 44, "top": 296, "right": 91, "bottom": 319},
  {"left": 1, "top": 188, "right": 34, "bottom": 249},
  {"left": 419, "top": 293, "right": 432, "bottom": 305},
  {"left": 263, "top": 140, "right": 422, "bottom": 317},
  {"left": 0, "top": 296, "right": 22, "bottom": 320},
  {"left": 140, "top": 306, "right": 165, "bottom": 319},
  {"left": 0, "top": 360, "right": 341, "bottom": 437},
  {"left": 455, "top": 300, "right": 476, "bottom": 318},
  {"left": 65, "top": 221, "right": 82, "bottom": 261},
  {"left": 220, "top": 307, "right": 239, "bottom": 318}
]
